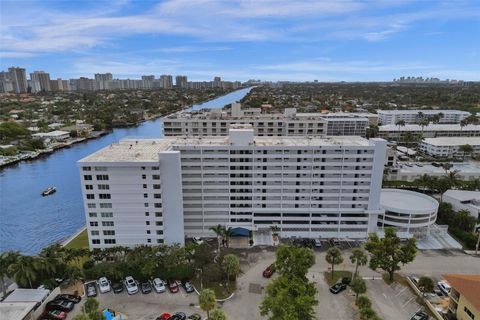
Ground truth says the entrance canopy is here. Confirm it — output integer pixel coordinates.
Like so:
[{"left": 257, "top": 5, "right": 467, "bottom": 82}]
[{"left": 231, "top": 227, "right": 250, "bottom": 237}]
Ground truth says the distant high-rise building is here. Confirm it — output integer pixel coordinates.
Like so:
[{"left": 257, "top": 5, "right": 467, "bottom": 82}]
[
  {"left": 94, "top": 73, "right": 113, "bottom": 81},
  {"left": 141, "top": 75, "right": 155, "bottom": 89},
  {"left": 0, "top": 71, "right": 14, "bottom": 93},
  {"left": 8, "top": 67, "right": 28, "bottom": 93},
  {"left": 214, "top": 76, "right": 221, "bottom": 82},
  {"left": 160, "top": 75, "right": 173, "bottom": 88},
  {"left": 28, "top": 79, "right": 42, "bottom": 93},
  {"left": 30, "top": 71, "right": 51, "bottom": 91},
  {"left": 175, "top": 75, "right": 188, "bottom": 88}
]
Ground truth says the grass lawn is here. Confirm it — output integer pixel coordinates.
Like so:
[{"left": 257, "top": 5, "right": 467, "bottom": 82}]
[
  {"left": 64, "top": 229, "right": 89, "bottom": 249},
  {"left": 324, "top": 270, "right": 353, "bottom": 286},
  {"left": 192, "top": 278, "right": 236, "bottom": 299}
]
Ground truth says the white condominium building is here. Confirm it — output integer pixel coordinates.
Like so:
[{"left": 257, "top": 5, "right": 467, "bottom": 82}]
[
  {"left": 419, "top": 137, "right": 480, "bottom": 158},
  {"left": 378, "top": 124, "right": 480, "bottom": 140},
  {"left": 377, "top": 109, "right": 470, "bottom": 125},
  {"left": 78, "top": 126, "right": 387, "bottom": 249},
  {"left": 163, "top": 104, "right": 376, "bottom": 137}
]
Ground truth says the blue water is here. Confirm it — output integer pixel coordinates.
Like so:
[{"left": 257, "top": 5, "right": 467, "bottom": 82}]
[{"left": 0, "top": 88, "right": 251, "bottom": 254}]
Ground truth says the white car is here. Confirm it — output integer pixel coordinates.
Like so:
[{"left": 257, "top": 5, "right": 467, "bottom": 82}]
[
  {"left": 124, "top": 276, "right": 139, "bottom": 295},
  {"left": 97, "top": 277, "right": 111, "bottom": 293},
  {"left": 152, "top": 278, "right": 166, "bottom": 293},
  {"left": 314, "top": 239, "right": 322, "bottom": 247},
  {"left": 192, "top": 237, "right": 204, "bottom": 245},
  {"left": 437, "top": 280, "right": 451, "bottom": 295}
]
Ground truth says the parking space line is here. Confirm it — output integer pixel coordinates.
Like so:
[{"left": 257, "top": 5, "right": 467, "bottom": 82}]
[
  {"left": 396, "top": 287, "right": 408, "bottom": 296},
  {"left": 402, "top": 296, "right": 415, "bottom": 308}
]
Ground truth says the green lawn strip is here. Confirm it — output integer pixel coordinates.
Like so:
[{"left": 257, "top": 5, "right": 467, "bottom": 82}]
[
  {"left": 323, "top": 270, "right": 353, "bottom": 286},
  {"left": 192, "top": 278, "right": 236, "bottom": 300},
  {"left": 64, "top": 229, "right": 89, "bottom": 249}
]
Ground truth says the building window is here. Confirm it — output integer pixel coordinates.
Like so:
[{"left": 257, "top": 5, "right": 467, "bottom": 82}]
[
  {"left": 157, "top": 239, "right": 164, "bottom": 244},
  {"left": 94, "top": 167, "right": 107, "bottom": 171},
  {"left": 100, "top": 203, "right": 112, "bottom": 208},
  {"left": 153, "top": 184, "right": 161, "bottom": 189},
  {"left": 99, "top": 194, "right": 111, "bottom": 199},
  {"left": 89, "top": 212, "right": 97, "bottom": 218},
  {"left": 152, "top": 175, "right": 160, "bottom": 180},
  {"left": 82, "top": 166, "right": 91, "bottom": 171},
  {"left": 155, "top": 212, "right": 162, "bottom": 217},
  {"left": 90, "top": 222, "right": 98, "bottom": 227},
  {"left": 104, "top": 239, "right": 116, "bottom": 244},
  {"left": 154, "top": 203, "right": 162, "bottom": 208},
  {"left": 156, "top": 221, "right": 163, "bottom": 226},
  {"left": 464, "top": 307, "right": 475, "bottom": 320},
  {"left": 96, "top": 175, "right": 109, "bottom": 180},
  {"left": 143, "top": 184, "right": 147, "bottom": 189},
  {"left": 147, "top": 239, "right": 152, "bottom": 243},
  {"left": 98, "top": 184, "right": 110, "bottom": 190},
  {"left": 102, "top": 221, "right": 114, "bottom": 227},
  {"left": 87, "top": 203, "right": 96, "bottom": 209},
  {"left": 91, "top": 231, "right": 99, "bottom": 236},
  {"left": 156, "top": 230, "right": 163, "bottom": 235},
  {"left": 85, "top": 185, "right": 93, "bottom": 190},
  {"left": 84, "top": 175, "right": 92, "bottom": 180},
  {"left": 154, "top": 194, "right": 161, "bottom": 199},
  {"left": 146, "top": 230, "right": 151, "bottom": 234},
  {"left": 144, "top": 194, "right": 148, "bottom": 198},
  {"left": 142, "top": 174, "right": 146, "bottom": 179},
  {"left": 86, "top": 194, "right": 95, "bottom": 199},
  {"left": 103, "top": 230, "right": 115, "bottom": 236},
  {"left": 152, "top": 166, "right": 159, "bottom": 170},
  {"left": 146, "top": 221, "right": 150, "bottom": 225},
  {"left": 92, "top": 239, "right": 100, "bottom": 244},
  {"left": 101, "top": 212, "right": 113, "bottom": 218},
  {"left": 145, "top": 212, "right": 150, "bottom": 216},
  {"left": 144, "top": 203, "right": 149, "bottom": 207}
]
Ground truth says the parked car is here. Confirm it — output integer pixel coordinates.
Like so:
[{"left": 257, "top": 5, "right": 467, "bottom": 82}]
[
  {"left": 168, "top": 279, "right": 179, "bottom": 293},
  {"left": 141, "top": 281, "right": 153, "bottom": 294},
  {"left": 437, "top": 280, "right": 451, "bottom": 295},
  {"left": 329, "top": 283, "right": 347, "bottom": 294},
  {"left": 40, "top": 310, "right": 67, "bottom": 320},
  {"left": 85, "top": 282, "right": 97, "bottom": 297},
  {"left": 341, "top": 277, "right": 351, "bottom": 285},
  {"left": 169, "top": 312, "right": 187, "bottom": 320},
  {"left": 314, "top": 239, "right": 322, "bottom": 248},
  {"left": 98, "top": 277, "right": 111, "bottom": 293},
  {"left": 410, "top": 311, "right": 429, "bottom": 320},
  {"left": 187, "top": 314, "right": 202, "bottom": 320},
  {"left": 153, "top": 278, "right": 166, "bottom": 293},
  {"left": 46, "top": 300, "right": 74, "bottom": 312},
  {"left": 181, "top": 279, "right": 195, "bottom": 293},
  {"left": 112, "top": 281, "right": 124, "bottom": 293},
  {"left": 156, "top": 313, "right": 171, "bottom": 320},
  {"left": 262, "top": 264, "right": 276, "bottom": 278},
  {"left": 411, "top": 277, "right": 420, "bottom": 286},
  {"left": 55, "top": 294, "right": 81, "bottom": 304},
  {"left": 125, "top": 276, "right": 139, "bottom": 295},
  {"left": 192, "top": 237, "right": 204, "bottom": 245}
]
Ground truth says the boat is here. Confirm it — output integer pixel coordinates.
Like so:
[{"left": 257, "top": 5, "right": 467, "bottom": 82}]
[{"left": 42, "top": 187, "right": 57, "bottom": 196}]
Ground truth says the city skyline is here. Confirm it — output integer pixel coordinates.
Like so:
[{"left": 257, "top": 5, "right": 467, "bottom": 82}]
[{"left": 1, "top": 0, "right": 479, "bottom": 81}]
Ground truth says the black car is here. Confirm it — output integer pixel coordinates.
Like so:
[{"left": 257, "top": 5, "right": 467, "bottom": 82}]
[
  {"left": 141, "top": 281, "right": 152, "bottom": 294},
  {"left": 410, "top": 311, "right": 429, "bottom": 320},
  {"left": 55, "top": 294, "right": 81, "bottom": 304},
  {"left": 181, "top": 279, "right": 194, "bottom": 293},
  {"left": 169, "top": 312, "right": 187, "bottom": 320},
  {"left": 45, "top": 299, "right": 74, "bottom": 312},
  {"left": 187, "top": 314, "right": 202, "bottom": 320},
  {"left": 341, "top": 277, "right": 351, "bottom": 285},
  {"left": 85, "top": 282, "right": 98, "bottom": 297},
  {"left": 329, "top": 283, "right": 347, "bottom": 294},
  {"left": 112, "top": 282, "right": 124, "bottom": 293}
]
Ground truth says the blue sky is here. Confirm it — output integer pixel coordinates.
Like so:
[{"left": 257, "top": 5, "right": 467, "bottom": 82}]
[{"left": 1, "top": 0, "right": 479, "bottom": 81}]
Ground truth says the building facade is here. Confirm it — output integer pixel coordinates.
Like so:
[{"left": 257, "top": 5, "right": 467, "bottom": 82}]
[
  {"left": 78, "top": 126, "right": 387, "bottom": 249},
  {"left": 443, "top": 274, "right": 480, "bottom": 320},
  {"left": 30, "top": 71, "right": 51, "bottom": 92},
  {"left": 419, "top": 137, "right": 480, "bottom": 158},
  {"left": 163, "top": 104, "right": 374, "bottom": 137},
  {"left": 378, "top": 110, "right": 470, "bottom": 125},
  {"left": 379, "top": 124, "right": 480, "bottom": 140}
]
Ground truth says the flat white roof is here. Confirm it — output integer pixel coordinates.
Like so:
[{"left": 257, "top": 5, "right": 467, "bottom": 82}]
[
  {"left": 4, "top": 288, "right": 50, "bottom": 303},
  {"left": 377, "top": 109, "right": 470, "bottom": 115},
  {"left": 32, "top": 130, "right": 70, "bottom": 137},
  {"left": 380, "top": 189, "right": 438, "bottom": 214},
  {"left": 395, "top": 162, "right": 480, "bottom": 174},
  {"left": 79, "top": 135, "right": 372, "bottom": 163},
  {"left": 379, "top": 124, "right": 480, "bottom": 132},
  {"left": 422, "top": 137, "right": 480, "bottom": 146},
  {"left": 443, "top": 190, "right": 480, "bottom": 205},
  {"left": 0, "top": 302, "right": 37, "bottom": 320}
]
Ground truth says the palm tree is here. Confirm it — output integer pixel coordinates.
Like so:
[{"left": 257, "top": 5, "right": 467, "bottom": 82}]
[
  {"left": 8, "top": 256, "right": 42, "bottom": 288},
  {"left": 446, "top": 169, "right": 461, "bottom": 188},
  {"left": 209, "top": 224, "right": 225, "bottom": 253},
  {"left": 223, "top": 227, "right": 234, "bottom": 248},
  {"left": 366, "top": 124, "right": 379, "bottom": 138},
  {"left": 395, "top": 119, "right": 406, "bottom": 132},
  {"left": 414, "top": 174, "right": 431, "bottom": 192},
  {"left": 458, "top": 144, "right": 473, "bottom": 161},
  {"left": 349, "top": 248, "right": 368, "bottom": 280},
  {"left": 0, "top": 251, "right": 20, "bottom": 297}
]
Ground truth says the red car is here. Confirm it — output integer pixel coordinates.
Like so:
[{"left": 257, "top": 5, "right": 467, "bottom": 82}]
[
  {"left": 168, "top": 280, "right": 179, "bottom": 293},
  {"left": 156, "top": 313, "right": 171, "bottom": 320},
  {"left": 41, "top": 310, "right": 67, "bottom": 320},
  {"left": 262, "top": 264, "right": 276, "bottom": 278}
]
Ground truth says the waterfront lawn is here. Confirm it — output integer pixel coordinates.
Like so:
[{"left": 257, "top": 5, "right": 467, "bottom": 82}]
[{"left": 65, "top": 229, "right": 89, "bottom": 249}]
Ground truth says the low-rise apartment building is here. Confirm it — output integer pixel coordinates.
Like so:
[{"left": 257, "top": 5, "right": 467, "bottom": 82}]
[
  {"left": 443, "top": 190, "right": 480, "bottom": 219},
  {"left": 378, "top": 124, "right": 480, "bottom": 140},
  {"left": 163, "top": 104, "right": 376, "bottom": 137},
  {"left": 419, "top": 137, "right": 480, "bottom": 158},
  {"left": 78, "top": 125, "right": 388, "bottom": 249},
  {"left": 443, "top": 274, "right": 480, "bottom": 320},
  {"left": 377, "top": 109, "right": 470, "bottom": 125}
]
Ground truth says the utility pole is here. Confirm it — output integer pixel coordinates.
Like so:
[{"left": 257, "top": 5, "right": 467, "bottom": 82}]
[{"left": 475, "top": 224, "right": 480, "bottom": 255}]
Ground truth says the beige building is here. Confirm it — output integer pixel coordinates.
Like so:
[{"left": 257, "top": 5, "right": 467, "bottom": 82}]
[{"left": 443, "top": 274, "right": 480, "bottom": 320}]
